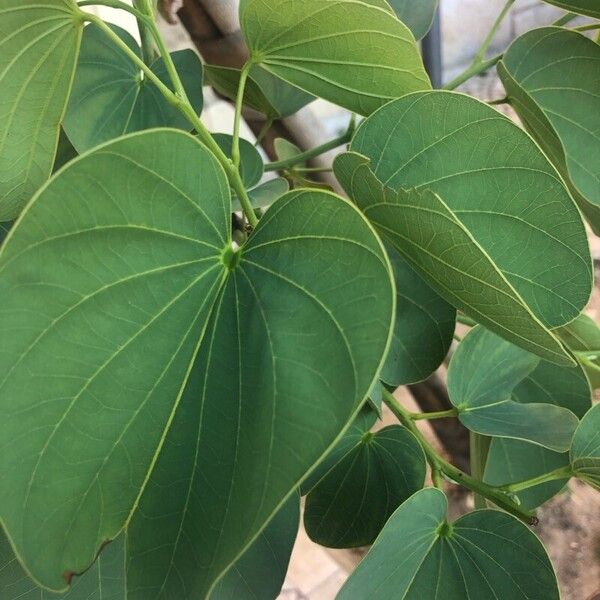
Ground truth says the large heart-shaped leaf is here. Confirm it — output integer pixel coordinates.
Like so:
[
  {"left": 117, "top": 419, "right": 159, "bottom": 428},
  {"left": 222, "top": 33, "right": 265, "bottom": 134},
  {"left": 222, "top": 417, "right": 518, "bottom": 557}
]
[
  {"left": 338, "top": 488, "right": 559, "bottom": 599},
  {"left": 485, "top": 358, "right": 591, "bottom": 509},
  {"left": 542, "top": 0, "right": 600, "bottom": 17},
  {"left": 0, "top": 0, "right": 84, "bottom": 220},
  {"left": 205, "top": 64, "right": 314, "bottom": 119},
  {"left": 557, "top": 313, "right": 600, "bottom": 388},
  {"left": 389, "top": 0, "right": 439, "bottom": 40},
  {"left": 0, "top": 130, "right": 394, "bottom": 593},
  {"left": 498, "top": 28, "right": 600, "bottom": 232},
  {"left": 239, "top": 0, "right": 431, "bottom": 115},
  {"left": 448, "top": 326, "right": 579, "bottom": 451},
  {"left": 381, "top": 244, "right": 455, "bottom": 386},
  {"left": 63, "top": 23, "right": 203, "bottom": 153},
  {"left": 335, "top": 90, "right": 592, "bottom": 362},
  {"left": 304, "top": 423, "right": 425, "bottom": 548},
  {"left": 570, "top": 403, "right": 600, "bottom": 491}
]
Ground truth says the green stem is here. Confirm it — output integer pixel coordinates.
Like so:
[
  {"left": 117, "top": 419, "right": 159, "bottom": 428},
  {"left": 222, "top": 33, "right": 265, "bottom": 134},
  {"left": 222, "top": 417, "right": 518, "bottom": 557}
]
[
  {"left": 77, "top": 0, "right": 150, "bottom": 23},
  {"left": 457, "top": 314, "right": 477, "bottom": 327},
  {"left": 578, "top": 354, "right": 600, "bottom": 375},
  {"left": 443, "top": 54, "right": 502, "bottom": 91},
  {"left": 488, "top": 97, "right": 509, "bottom": 106},
  {"left": 255, "top": 118, "right": 274, "bottom": 146},
  {"left": 290, "top": 166, "right": 333, "bottom": 174},
  {"left": 552, "top": 12, "right": 578, "bottom": 26},
  {"left": 232, "top": 62, "right": 252, "bottom": 169},
  {"left": 470, "top": 432, "right": 491, "bottom": 509},
  {"left": 474, "top": 0, "right": 515, "bottom": 64},
  {"left": 133, "top": 0, "right": 157, "bottom": 63},
  {"left": 82, "top": 11, "right": 258, "bottom": 229},
  {"left": 409, "top": 408, "right": 459, "bottom": 421},
  {"left": 501, "top": 466, "right": 573, "bottom": 493},
  {"left": 574, "top": 23, "right": 600, "bottom": 32},
  {"left": 383, "top": 389, "right": 537, "bottom": 524}
]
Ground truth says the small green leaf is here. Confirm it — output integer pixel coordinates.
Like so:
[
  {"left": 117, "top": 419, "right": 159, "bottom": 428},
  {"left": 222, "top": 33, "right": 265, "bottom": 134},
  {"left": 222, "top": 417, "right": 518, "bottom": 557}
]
[
  {"left": 213, "top": 133, "right": 264, "bottom": 188},
  {"left": 448, "top": 327, "right": 579, "bottom": 451},
  {"left": 381, "top": 244, "right": 455, "bottom": 386},
  {"left": 274, "top": 137, "right": 305, "bottom": 166},
  {"left": 542, "top": 0, "right": 600, "bottom": 17},
  {"left": 209, "top": 492, "right": 300, "bottom": 600},
  {"left": 0, "top": 0, "right": 84, "bottom": 220},
  {"left": 304, "top": 424, "right": 426, "bottom": 548},
  {"left": 338, "top": 488, "right": 559, "bottom": 599},
  {"left": 205, "top": 64, "right": 314, "bottom": 119},
  {"left": 499, "top": 28, "right": 600, "bottom": 232},
  {"left": 570, "top": 403, "right": 600, "bottom": 491},
  {"left": 389, "top": 0, "right": 439, "bottom": 40},
  {"left": 64, "top": 23, "right": 203, "bottom": 152},
  {"left": 246, "top": 177, "right": 289, "bottom": 210},
  {"left": 240, "top": 0, "right": 431, "bottom": 115}
]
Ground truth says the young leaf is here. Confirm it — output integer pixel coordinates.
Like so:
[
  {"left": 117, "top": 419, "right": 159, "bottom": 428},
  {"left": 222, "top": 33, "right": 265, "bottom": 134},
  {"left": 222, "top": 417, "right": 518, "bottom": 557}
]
[
  {"left": 335, "top": 90, "right": 593, "bottom": 361},
  {"left": 556, "top": 313, "right": 600, "bottom": 388},
  {"left": 389, "top": 0, "right": 439, "bottom": 40},
  {"left": 240, "top": 0, "right": 431, "bottom": 115},
  {"left": 209, "top": 492, "right": 300, "bottom": 600},
  {"left": 447, "top": 326, "right": 579, "bottom": 451},
  {"left": 541, "top": 0, "right": 600, "bottom": 18},
  {"left": 381, "top": 244, "right": 455, "bottom": 386},
  {"left": 0, "top": 130, "right": 394, "bottom": 592},
  {"left": 0, "top": 0, "right": 84, "bottom": 220},
  {"left": 213, "top": 133, "right": 264, "bottom": 188},
  {"left": 246, "top": 177, "right": 289, "bottom": 210},
  {"left": 498, "top": 28, "right": 600, "bottom": 233},
  {"left": 304, "top": 425, "right": 426, "bottom": 548},
  {"left": 335, "top": 152, "right": 575, "bottom": 365},
  {"left": 570, "top": 403, "right": 600, "bottom": 491},
  {"left": 63, "top": 23, "right": 203, "bottom": 153},
  {"left": 485, "top": 359, "right": 591, "bottom": 509},
  {"left": 205, "top": 64, "right": 314, "bottom": 119},
  {"left": 338, "top": 488, "right": 560, "bottom": 599}
]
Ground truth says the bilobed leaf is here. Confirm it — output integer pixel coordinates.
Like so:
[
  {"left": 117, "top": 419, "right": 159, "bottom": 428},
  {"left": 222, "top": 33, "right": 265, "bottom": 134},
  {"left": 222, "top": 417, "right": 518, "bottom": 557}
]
[
  {"left": 205, "top": 64, "right": 314, "bottom": 119},
  {"left": 240, "top": 0, "right": 431, "bottom": 115},
  {"left": 209, "top": 492, "right": 300, "bottom": 600},
  {"left": 542, "top": 0, "right": 600, "bottom": 17},
  {"left": 0, "top": 0, "right": 84, "bottom": 220},
  {"left": 389, "top": 0, "right": 438, "bottom": 40},
  {"left": 338, "top": 488, "right": 559, "bottom": 599},
  {"left": 381, "top": 244, "right": 455, "bottom": 386},
  {"left": 485, "top": 359, "right": 591, "bottom": 509},
  {"left": 0, "top": 130, "right": 394, "bottom": 593},
  {"left": 570, "top": 403, "right": 600, "bottom": 491},
  {"left": 499, "top": 28, "right": 600, "bottom": 232},
  {"left": 335, "top": 152, "right": 576, "bottom": 365},
  {"left": 0, "top": 530, "right": 126, "bottom": 599},
  {"left": 335, "top": 90, "right": 592, "bottom": 362},
  {"left": 213, "top": 133, "right": 264, "bottom": 188},
  {"left": 304, "top": 424, "right": 426, "bottom": 548},
  {"left": 63, "top": 23, "right": 203, "bottom": 152},
  {"left": 447, "top": 327, "right": 579, "bottom": 451}
]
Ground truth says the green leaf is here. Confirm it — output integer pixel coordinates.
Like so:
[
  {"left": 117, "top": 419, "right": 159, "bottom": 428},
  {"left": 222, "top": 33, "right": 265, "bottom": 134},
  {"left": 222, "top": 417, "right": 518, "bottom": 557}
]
[
  {"left": 209, "top": 492, "right": 300, "bottom": 600},
  {"left": 484, "top": 359, "right": 591, "bottom": 509},
  {"left": 0, "top": 0, "right": 84, "bottom": 220},
  {"left": 0, "top": 530, "right": 126, "bottom": 599},
  {"left": 213, "top": 133, "right": 264, "bottom": 188},
  {"left": 63, "top": 23, "right": 203, "bottom": 153},
  {"left": 274, "top": 137, "right": 305, "bottom": 166},
  {"left": 556, "top": 313, "right": 600, "bottom": 389},
  {"left": 240, "top": 0, "right": 431, "bottom": 115},
  {"left": 335, "top": 152, "right": 576, "bottom": 365},
  {"left": 335, "top": 89, "right": 592, "bottom": 362},
  {"left": 381, "top": 244, "right": 455, "bottom": 386},
  {"left": 338, "top": 488, "right": 559, "bottom": 599},
  {"left": 0, "top": 130, "right": 394, "bottom": 593},
  {"left": 570, "top": 403, "right": 600, "bottom": 491},
  {"left": 205, "top": 64, "right": 314, "bottom": 119},
  {"left": 448, "top": 326, "right": 579, "bottom": 451},
  {"left": 389, "top": 0, "right": 439, "bottom": 40},
  {"left": 542, "top": 0, "right": 600, "bottom": 18},
  {"left": 499, "top": 28, "right": 600, "bottom": 232},
  {"left": 246, "top": 177, "right": 289, "bottom": 210},
  {"left": 304, "top": 424, "right": 426, "bottom": 548}
]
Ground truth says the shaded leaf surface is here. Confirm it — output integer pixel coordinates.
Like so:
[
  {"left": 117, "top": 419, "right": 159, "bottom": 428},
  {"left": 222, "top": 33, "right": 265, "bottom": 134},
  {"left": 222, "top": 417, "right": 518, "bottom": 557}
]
[
  {"left": 213, "top": 133, "right": 264, "bottom": 188},
  {"left": 571, "top": 403, "right": 600, "bottom": 491},
  {"left": 542, "top": 0, "right": 600, "bottom": 17},
  {"left": 389, "top": 0, "right": 439, "bottom": 40},
  {"left": 0, "top": 0, "right": 83, "bottom": 220},
  {"left": 557, "top": 313, "right": 600, "bottom": 389},
  {"left": 338, "top": 488, "right": 559, "bottom": 599}
]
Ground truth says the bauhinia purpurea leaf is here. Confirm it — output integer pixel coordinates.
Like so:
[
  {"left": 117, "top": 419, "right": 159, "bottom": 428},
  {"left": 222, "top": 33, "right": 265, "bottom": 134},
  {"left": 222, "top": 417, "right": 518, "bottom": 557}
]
[
  {"left": 498, "top": 28, "right": 600, "bottom": 233},
  {"left": 0, "top": 0, "right": 84, "bottom": 221},
  {"left": 0, "top": 129, "right": 395, "bottom": 594},
  {"left": 447, "top": 326, "right": 579, "bottom": 452},
  {"left": 335, "top": 90, "right": 593, "bottom": 364},
  {"left": 63, "top": 23, "right": 203, "bottom": 153},
  {"left": 389, "top": 0, "right": 439, "bottom": 40},
  {"left": 239, "top": 0, "right": 431, "bottom": 115},
  {"left": 570, "top": 403, "right": 600, "bottom": 491},
  {"left": 541, "top": 0, "right": 600, "bottom": 17},
  {"left": 338, "top": 488, "right": 560, "bottom": 599}
]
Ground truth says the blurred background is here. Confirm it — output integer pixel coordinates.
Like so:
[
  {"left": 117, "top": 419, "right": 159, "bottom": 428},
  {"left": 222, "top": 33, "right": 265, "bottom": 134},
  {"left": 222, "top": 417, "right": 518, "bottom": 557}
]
[{"left": 80, "top": 2, "right": 600, "bottom": 597}]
